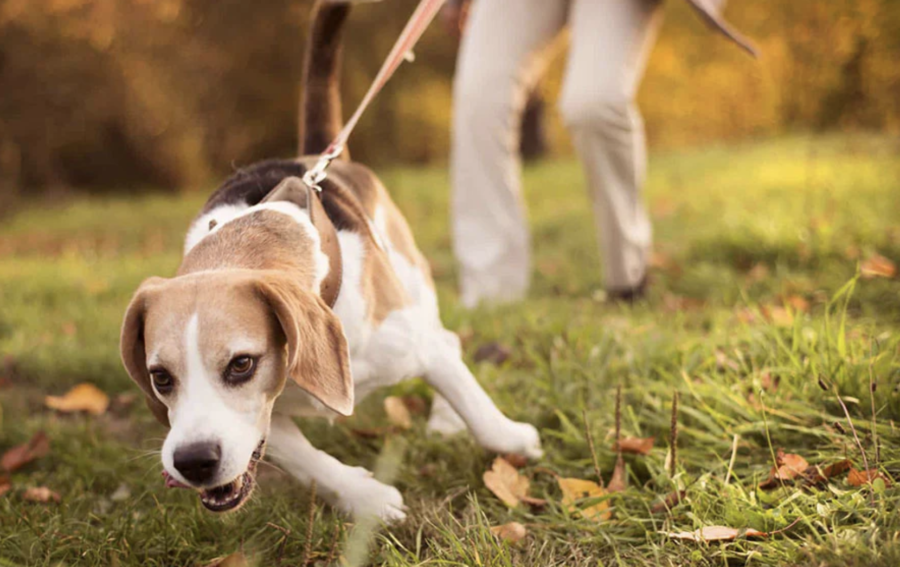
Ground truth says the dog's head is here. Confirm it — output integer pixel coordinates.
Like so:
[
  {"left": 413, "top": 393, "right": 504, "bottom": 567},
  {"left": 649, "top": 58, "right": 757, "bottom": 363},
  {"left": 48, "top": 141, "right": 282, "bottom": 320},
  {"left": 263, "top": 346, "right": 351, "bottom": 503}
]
[{"left": 120, "top": 270, "right": 353, "bottom": 511}]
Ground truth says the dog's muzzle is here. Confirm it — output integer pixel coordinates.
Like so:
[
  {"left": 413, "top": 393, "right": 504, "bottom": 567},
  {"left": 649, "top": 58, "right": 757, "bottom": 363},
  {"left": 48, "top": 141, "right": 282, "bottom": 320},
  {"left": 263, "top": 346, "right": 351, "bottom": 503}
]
[{"left": 163, "top": 439, "right": 266, "bottom": 513}]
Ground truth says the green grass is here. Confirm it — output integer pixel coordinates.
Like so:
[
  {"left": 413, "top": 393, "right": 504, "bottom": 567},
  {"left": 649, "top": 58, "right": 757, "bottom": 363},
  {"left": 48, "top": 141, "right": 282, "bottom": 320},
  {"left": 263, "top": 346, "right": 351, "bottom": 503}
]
[{"left": 1, "top": 133, "right": 899, "bottom": 566}]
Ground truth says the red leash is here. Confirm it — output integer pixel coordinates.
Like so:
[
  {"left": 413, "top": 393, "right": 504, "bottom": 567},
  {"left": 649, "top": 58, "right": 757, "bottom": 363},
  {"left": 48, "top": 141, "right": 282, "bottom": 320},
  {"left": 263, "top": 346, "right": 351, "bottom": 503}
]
[{"left": 303, "top": 0, "right": 446, "bottom": 189}]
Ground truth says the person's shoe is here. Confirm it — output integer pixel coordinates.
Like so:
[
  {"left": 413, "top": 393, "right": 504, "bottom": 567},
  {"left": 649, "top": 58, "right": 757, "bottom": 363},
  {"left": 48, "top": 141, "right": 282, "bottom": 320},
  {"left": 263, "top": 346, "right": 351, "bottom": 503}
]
[{"left": 607, "top": 275, "right": 649, "bottom": 305}]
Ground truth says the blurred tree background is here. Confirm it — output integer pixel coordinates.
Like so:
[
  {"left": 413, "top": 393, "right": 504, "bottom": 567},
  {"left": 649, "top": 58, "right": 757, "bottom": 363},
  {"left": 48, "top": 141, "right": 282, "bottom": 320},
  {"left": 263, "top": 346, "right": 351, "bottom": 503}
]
[{"left": 0, "top": 0, "right": 897, "bottom": 200}]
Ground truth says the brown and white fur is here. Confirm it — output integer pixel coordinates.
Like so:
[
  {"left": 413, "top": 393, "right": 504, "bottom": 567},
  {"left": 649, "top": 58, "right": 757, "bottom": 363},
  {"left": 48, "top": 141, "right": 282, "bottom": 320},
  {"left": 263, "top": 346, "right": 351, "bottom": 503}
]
[{"left": 120, "top": 0, "right": 541, "bottom": 522}]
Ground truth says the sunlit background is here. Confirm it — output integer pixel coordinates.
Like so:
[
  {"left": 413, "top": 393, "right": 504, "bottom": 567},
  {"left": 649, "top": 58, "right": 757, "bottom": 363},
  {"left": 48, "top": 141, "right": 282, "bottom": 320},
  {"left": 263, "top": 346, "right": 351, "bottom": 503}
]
[{"left": 0, "top": 0, "right": 898, "bottom": 199}]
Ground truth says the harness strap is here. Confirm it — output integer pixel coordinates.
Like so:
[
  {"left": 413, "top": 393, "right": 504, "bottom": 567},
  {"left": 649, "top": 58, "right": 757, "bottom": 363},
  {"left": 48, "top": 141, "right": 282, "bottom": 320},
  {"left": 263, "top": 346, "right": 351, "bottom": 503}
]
[{"left": 261, "top": 177, "right": 343, "bottom": 308}]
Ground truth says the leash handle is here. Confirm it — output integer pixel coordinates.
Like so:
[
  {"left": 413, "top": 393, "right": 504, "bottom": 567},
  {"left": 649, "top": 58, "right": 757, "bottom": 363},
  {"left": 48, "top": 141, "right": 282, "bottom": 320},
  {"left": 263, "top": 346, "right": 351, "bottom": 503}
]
[{"left": 303, "top": 0, "right": 446, "bottom": 191}]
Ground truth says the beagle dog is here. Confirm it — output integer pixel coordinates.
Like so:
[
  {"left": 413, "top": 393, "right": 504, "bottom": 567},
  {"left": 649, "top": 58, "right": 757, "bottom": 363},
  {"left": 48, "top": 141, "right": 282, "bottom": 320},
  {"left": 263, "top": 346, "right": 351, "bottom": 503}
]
[{"left": 120, "top": 0, "right": 541, "bottom": 522}]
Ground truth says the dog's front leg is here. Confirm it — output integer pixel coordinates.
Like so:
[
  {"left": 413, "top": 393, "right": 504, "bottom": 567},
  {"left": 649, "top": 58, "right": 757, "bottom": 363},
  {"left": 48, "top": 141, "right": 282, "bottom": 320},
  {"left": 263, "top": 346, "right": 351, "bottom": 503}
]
[
  {"left": 267, "top": 414, "right": 407, "bottom": 523},
  {"left": 424, "top": 344, "right": 543, "bottom": 459}
]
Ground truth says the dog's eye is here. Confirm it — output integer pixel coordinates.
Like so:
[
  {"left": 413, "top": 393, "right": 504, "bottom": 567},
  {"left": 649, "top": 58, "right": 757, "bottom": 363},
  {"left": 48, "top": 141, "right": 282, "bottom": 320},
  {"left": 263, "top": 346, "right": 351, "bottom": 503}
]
[
  {"left": 150, "top": 369, "right": 175, "bottom": 395},
  {"left": 225, "top": 355, "right": 257, "bottom": 384}
]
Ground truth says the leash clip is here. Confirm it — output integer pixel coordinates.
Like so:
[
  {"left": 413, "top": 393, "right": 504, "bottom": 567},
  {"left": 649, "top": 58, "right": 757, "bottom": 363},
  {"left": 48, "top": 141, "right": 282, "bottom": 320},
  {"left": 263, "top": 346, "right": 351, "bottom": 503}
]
[{"left": 302, "top": 143, "right": 344, "bottom": 193}]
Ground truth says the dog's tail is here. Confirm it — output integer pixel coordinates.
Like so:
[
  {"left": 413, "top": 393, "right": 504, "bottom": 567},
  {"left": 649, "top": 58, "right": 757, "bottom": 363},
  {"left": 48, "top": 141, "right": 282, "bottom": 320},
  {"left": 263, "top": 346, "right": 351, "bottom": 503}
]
[{"left": 299, "top": 0, "right": 353, "bottom": 159}]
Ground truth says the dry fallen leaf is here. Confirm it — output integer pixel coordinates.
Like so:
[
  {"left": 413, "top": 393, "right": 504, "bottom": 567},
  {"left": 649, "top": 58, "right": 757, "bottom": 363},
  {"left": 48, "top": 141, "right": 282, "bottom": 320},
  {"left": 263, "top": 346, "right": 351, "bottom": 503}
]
[
  {"left": 860, "top": 254, "right": 896, "bottom": 279},
  {"left": 746, "top": 263, "right": 770, "bottom": 283},
  {"left": 714, "top": 350, "right": 740, "bottom": 372},
  {"left": 383, "top": 396, "right": 412, "bottom": 430},
  {"left": 202, "top": 552, "right": 249, "bottom": 567},
  {"left": 761, "top": 305, "right": 794, "bottom": 327},
  {"left": 783, "top": 295, "right": 810, "bottom": 312},
  {"left": 805, "top": 459, "right": 851, "bottom": 486},
  {"left": 350, "top": 427, "right": 390, "bottom": 439},
  {"left": 760, "top": 450, "right": 809, "bottom": 489},
  {"left": 735, "top": 308, "right": 759, "bottom": 325},
  {"left": 490, "top": 521, "right": 527, "bottom": 543},
  {"left": 45, "top": 383, "right": 109, "bottom": 415},
  {"left": 760, "top": 371, "right": 780, "bottom": 393},
  {"left": 473, "top": 342, "right": 511, "bottom": 365},
  {"left": 22, "top": 486, "right": 60, "bottom": 503},
  {"left": 607, "top": 454, "right": 627, "bottom": 493},
  {"left": 558, "top": 477, "right": 610, "bottom": 521},
  {"left": 614, "top": 437, "right": 655, "bottom": 455},
  {"left": 651, "top": 490, "right": 686, "bottom": 514},
  {"left": 667, "top": 526, "right": 766, "bottom": 542},
  {"left": 848, "top": 468, "right": 894, "bottom": 488},
  {"left": 502, "top": 453, "right": 529, "bottom": 469},
  {"left": 663, "top": 294, "right": 705, "bottom": 314},
  {"left": 1, "top": 431, "right": 50, "bottom": 472},
  {"left": 484, "top": 457, "right": 530, "bottom": 507},
  {"left": 401, "top": 395, "right": 427, "bottom": 416},
  {"left": 110, "top": 392, "right": 139, "bottom": 414}
]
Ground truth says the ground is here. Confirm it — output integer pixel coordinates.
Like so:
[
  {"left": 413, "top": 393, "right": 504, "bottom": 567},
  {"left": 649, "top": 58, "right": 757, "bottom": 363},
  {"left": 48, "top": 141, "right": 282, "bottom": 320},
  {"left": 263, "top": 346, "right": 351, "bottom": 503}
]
[{"left": 0, "top": 134, "right": 899, "bottom": 566}]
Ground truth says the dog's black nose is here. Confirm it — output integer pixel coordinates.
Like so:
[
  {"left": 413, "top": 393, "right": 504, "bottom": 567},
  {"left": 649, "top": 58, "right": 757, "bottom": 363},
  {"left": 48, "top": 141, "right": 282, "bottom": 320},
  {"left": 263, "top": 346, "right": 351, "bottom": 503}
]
[{"left": 173, "top": 442, "right": 221, "bottom": 484}]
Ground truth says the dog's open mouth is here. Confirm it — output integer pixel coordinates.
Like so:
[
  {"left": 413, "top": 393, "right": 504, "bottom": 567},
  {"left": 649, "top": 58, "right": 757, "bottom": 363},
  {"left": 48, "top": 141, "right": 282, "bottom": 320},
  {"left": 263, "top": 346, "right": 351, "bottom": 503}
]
[
  {"left": 163, "top": 439, "right": 266, "bottom": 513},
  {"left": 199, "top": 439, "right": 265, "bottom": 512}
]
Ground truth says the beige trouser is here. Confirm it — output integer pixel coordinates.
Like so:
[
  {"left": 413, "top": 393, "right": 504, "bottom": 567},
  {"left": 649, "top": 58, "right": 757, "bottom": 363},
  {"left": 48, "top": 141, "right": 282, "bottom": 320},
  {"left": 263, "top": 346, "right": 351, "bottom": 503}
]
[{"left": 451, "top": 0, "right": 664, "bottom": 308}]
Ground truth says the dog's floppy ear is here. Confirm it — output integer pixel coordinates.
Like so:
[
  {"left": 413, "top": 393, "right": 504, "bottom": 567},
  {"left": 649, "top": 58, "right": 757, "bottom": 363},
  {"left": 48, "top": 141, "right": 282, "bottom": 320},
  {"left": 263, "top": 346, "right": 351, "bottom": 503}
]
[
  {"left": 120, "top": 277, "right": 171, "bottom": 427},
  {"left": 255, "top": 273, "right": 354, "bottom": 416}
]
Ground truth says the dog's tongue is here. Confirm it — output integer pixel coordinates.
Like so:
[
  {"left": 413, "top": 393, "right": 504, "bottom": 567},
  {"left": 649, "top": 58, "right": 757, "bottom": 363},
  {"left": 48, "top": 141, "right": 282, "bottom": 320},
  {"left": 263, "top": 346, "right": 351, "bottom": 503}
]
[{"left": 162, "top": 470, "right": 191, "bottom": 489}]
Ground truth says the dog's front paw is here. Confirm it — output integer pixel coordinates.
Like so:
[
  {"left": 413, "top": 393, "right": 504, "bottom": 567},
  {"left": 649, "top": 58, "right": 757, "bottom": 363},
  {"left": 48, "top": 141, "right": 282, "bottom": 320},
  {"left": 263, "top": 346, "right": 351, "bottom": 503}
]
[
  {"left": 333, "top": 468, "right": 407, "bottom": 523},
  {"left": 479, "top": 420, "right": 543, "bottom": 460}
]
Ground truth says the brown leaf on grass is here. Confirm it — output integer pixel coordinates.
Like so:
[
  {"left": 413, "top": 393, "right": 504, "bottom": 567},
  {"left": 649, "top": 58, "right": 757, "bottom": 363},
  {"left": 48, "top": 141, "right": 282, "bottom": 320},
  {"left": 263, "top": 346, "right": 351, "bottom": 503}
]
[
  {"left": 761, "top": 305, "right": 794, "bottom": 327},
  {"left": 783, "top": 295, "right": 810, "bottom": 312},
  {"left": 651, "top": 197, "right": 677, "bottom": 219},
  {"left": 651, "top": 490, "right": 686, "bottom": 514},
  {"left": 383, "top": 396, "right": 412, "bottom": 430},
  {"left": 607, "top": 454, "right": 627, "bottom": 493},
  {"left": 0, "top": 476, "right": 11, "bottom": 497},
  {"left": 110, "top": 392, "right": 139, "bottom": 414},
  {"left": 760, "top": 371, "right": 780, "bottom": 393},
  {"left": 558, "top": 477, "right": 610, "bottom": 521},
  {"left": 401, "top": 395, "right": 427, "bottom": 416},
  {"left": 502, "top": 453, "right": 529, "bottom": 469},
  {"left": 484, "top": 457, "right": 531, "bottom": 507},
  {"left": 848, "top": 468, "right": 893, "bottom": 488},
  {"left": 473, "top": 342, "right": 511, "bottom": 365},
  {"left": 746, "top": 263, "right": 770, "bottom": 283},
  {"left": 860, "top": 254, "right": 896, "bottom": 279},
  {"left": 715, "top": 350, "right": 740, "bottom": 372},
  {"left": 614, "top": 437, "right": 655, "bottom": 455},
  {"left": 201, "top": 552, "right": 249, "bottom": 567},
  {"left": 663, "top": 294, "right": 704, "bottom": 314},
  {"left": 1, "top": 431, "right": 50, "bottom": 472},
  {"left": 650, "top": 251, "right": 682, "bottom": 276},
  {"left": 45, "top": 383, "right": 109, "bottom": 415},
  {"left": 759, "top": 450, "right": 809, "bottom": 489},
  {"left": 350, "top": 427, "right": 390, "bottom": 439},
  {"left": 804, "top": 459, "right": 852, "bottom": 486},
  {"left": 735, "top": 308, "right": 759, "bottom": 325},
  {"left": 667, "top": 526, "right": 766, "bottom": 542},
  {"left": 22, "top": 486, "right": 60, "bottom": 503},
  {"left": 490, "top": 521, "right": 528, "bottom": 543}
]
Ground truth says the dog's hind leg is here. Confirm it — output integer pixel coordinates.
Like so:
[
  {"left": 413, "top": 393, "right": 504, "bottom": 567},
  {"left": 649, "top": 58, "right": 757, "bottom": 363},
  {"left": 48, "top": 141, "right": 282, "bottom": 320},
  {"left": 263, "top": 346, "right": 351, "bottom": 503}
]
[
  {"left": 426, "top": 394, "right": 468, "bottom": 436},
  {"left": 267, "top": 414, "right": 407, "bottom": 523},
  {"left": 422, "top": 340, "right": 542, "bottom": 459},
  {"left": 424, "top": 330, "right": 468, "bottom": 436}
]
